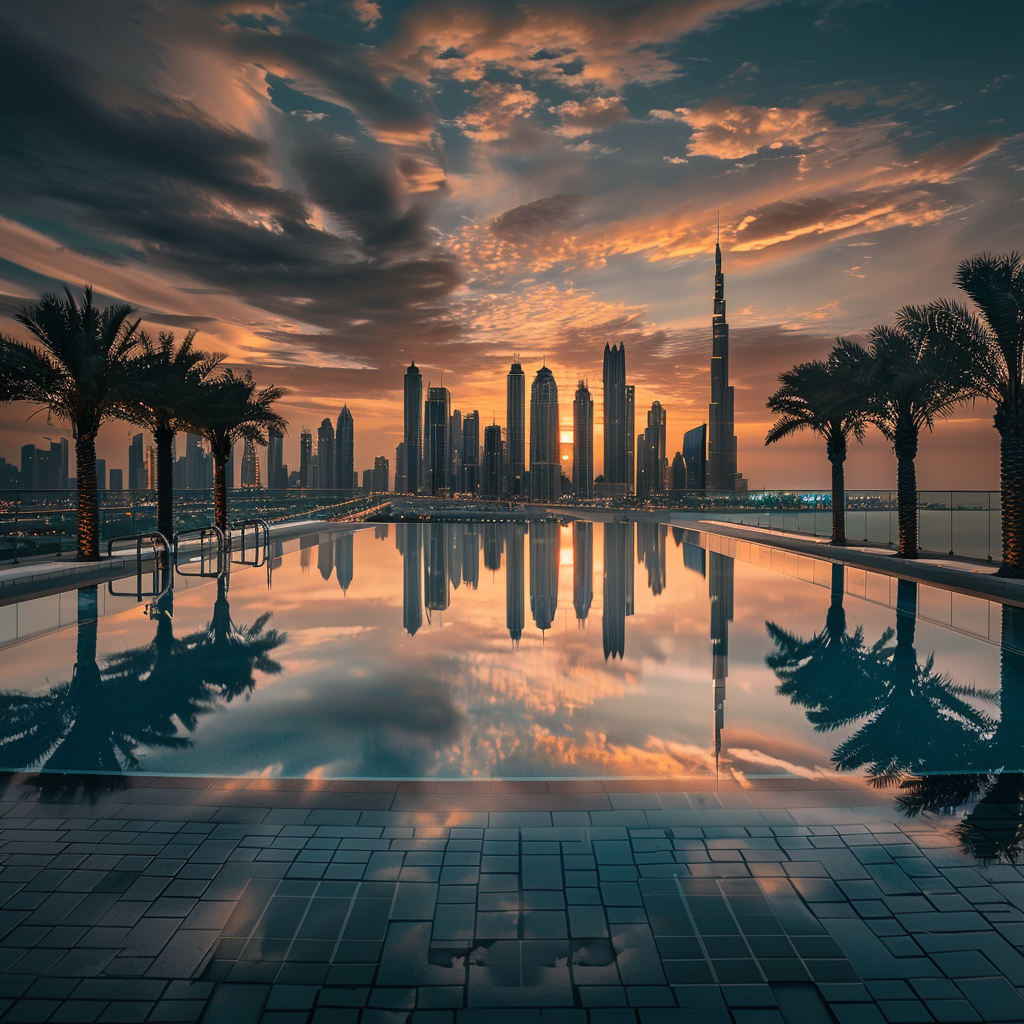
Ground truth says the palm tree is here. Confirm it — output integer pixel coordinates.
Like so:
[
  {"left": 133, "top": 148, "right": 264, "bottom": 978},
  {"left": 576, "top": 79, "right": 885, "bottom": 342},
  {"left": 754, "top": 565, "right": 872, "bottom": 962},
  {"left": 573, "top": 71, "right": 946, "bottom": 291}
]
[
  {"left": 945, "top": 253, "right": 1024, "bottom": 576},
  {"left": 865, "top": 306, "right": 982, "bottom": 558},
  {"left": 188, "top": 369, "right": 287, "bottom": 531},
  {"left": 0, "top": 287, "right": 151, "bottom": 560},
  {"left": 766, "top": 338, "right": 871, "bottom": 545},
  {"left": 127, "top": 331, "right": 222, "bottom": 542}
]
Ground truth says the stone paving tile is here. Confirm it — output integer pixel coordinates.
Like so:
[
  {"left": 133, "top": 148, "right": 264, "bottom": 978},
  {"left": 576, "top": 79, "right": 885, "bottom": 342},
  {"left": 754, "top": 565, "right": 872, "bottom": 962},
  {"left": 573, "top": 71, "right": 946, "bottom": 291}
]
[{"left": 6, "top": 780, "right": 1024, "bottom": 1022}]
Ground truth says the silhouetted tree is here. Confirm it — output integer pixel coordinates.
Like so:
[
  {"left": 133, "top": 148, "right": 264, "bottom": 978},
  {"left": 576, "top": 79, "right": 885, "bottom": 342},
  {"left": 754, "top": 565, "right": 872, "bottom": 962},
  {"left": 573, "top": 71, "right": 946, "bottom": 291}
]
[
  {"left": 0, "top": 287, "right": 151, "bottom": 560},
  {"left": 188, "top": 370, "right": 287, "bottom": 531},
  {"left": 866, "top": 307, "right": 982, "bottom": 558},
  {"left": 765, "top": 339, "right": 871, "bottom": 545}
]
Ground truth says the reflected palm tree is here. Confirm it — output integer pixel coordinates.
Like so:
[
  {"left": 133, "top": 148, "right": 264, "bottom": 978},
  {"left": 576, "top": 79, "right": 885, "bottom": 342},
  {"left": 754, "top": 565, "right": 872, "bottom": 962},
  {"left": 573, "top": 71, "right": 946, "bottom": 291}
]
[
  {"left": 767, "top": 575, "right": 995, "bottom": 787},
  {"left": 0, "top": 577, "right": 286, "bottom": 796}
]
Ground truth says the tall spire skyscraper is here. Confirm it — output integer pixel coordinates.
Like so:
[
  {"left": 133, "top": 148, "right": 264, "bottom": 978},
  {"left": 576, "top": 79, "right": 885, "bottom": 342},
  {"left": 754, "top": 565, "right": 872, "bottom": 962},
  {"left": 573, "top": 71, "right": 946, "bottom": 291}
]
[
  {"left": 707, "top": 227, "right": 740, "bottom": 491},
  {"left": 573, "top": 380, "right": 594, "bottom": 499},
  {"left": 506, "top": 359, "right": 526, "bottom": 497},
  {"left": 530, "top": 366, "right": 559, "bottom": 502},
  {"left": 336, "top": 405, "right": 353, "bottom": 491},
  {"left": 603, "top": 343, "right": 627, "bottom": 492},
  {"left": 404, "top": 362, "right": 422, "bottom": 494}
]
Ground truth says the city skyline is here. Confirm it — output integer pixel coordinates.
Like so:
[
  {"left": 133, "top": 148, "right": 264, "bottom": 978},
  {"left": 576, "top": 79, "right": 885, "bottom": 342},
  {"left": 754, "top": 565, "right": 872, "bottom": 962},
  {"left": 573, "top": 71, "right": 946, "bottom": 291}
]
[{"left": 0, "top": 1, "right": 1020, "bottom": 489}]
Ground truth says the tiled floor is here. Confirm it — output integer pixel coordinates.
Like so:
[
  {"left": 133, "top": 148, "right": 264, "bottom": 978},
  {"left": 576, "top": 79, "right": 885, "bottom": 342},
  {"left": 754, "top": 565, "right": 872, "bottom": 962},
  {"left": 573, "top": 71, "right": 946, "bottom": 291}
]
[{"left": 3, "top": 775, "right": 1024, "bottom": 1023}]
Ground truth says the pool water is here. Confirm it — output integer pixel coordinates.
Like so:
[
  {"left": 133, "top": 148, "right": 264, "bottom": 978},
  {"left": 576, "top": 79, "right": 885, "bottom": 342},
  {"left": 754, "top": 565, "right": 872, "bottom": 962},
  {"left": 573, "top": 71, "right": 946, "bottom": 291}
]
[{"left": 0, "top": 520, "right": 1017, "bottom": 787}]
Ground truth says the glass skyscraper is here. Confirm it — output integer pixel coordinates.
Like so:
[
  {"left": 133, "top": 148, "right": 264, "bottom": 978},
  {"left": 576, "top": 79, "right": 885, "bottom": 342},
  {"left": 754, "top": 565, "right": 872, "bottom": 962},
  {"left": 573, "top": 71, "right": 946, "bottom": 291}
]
[
  {"left": 506, "top": 359, "right": 526, "bottom": 497},
  {"left": 403, "top": 362, "right": 422, "bottom": 494},
  {"left": 529, "top": 366, "right": 559, "bottom": 502}
]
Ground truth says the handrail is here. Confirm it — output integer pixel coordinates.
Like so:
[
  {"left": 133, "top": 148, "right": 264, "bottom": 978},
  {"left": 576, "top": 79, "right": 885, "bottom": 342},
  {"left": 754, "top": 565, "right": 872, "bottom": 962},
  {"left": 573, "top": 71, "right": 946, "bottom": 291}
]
[
  {"left": 106, "top": 532, "right": 172, "bottom": 601},
  {"left": 230, "top": 518, "right": 271, "bottom": 567},
  {"left": 173, "top": 525, "right": 226, "bottom": 577}
]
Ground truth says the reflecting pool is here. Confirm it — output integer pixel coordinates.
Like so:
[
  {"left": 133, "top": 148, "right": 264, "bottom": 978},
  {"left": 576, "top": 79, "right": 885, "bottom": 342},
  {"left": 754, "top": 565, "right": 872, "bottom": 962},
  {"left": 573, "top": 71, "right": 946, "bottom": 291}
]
[{"left": 0, "top": 520, "right": 1017, "bottom": 791}]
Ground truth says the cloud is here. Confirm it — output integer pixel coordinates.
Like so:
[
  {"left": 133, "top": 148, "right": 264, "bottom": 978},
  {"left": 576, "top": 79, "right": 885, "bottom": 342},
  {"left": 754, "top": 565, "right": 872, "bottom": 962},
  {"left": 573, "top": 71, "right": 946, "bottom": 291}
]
[
  {"left": 350, "top": 0, "right": 382, "bottom": 29},
  {"left": 491, "top": 194, "right": 588, "bottom": 242},
  {"left": 549, "top": 96, "right": 630, "bottom": 137},
  {"left": 653, "top": 99, "right": 829, "bottom": 159},
  {"left": 454, "top": 81, "right": 541, "bottom": 141}
]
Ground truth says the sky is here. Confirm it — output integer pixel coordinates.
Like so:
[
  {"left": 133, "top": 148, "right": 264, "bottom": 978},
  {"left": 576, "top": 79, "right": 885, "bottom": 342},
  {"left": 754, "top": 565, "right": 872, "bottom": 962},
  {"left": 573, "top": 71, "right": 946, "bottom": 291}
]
[{"left": 0, "top": 0, "right": 1021, "bottom": 488}]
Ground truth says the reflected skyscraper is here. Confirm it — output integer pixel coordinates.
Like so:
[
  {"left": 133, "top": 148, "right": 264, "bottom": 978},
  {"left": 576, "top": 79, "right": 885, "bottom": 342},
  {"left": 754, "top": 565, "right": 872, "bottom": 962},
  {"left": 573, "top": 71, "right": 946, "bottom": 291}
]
[
  {"left": 404, "top": 362, "right": 422, "bottom": 494},
  {"left": 399, "top": 524, "right": 422, "bottom": 636},
  {"left": 336, "top": 405, "right": 354, "bottom": 492},
  {"left": 484, "top": 521, "right": 503, "bottom": 572},
  {"left": 335, "top": 532, "right": 353, "bottom": 593},
  {"left": 530, "top": 367, "right": 559, "bottom": 502},
  {"left": 638, "top": 521, "right": 667, "bottom": 596},
  {"left": 573, "top": 381, "right": 594, "bottom": 499},
  {"left": 602, "top": 520, "right": 631, "bottom": 660},
  {"left": 317, "top": 539, "right": 333, "bottom": 581},
  {"left": 425, "top": 522, "right": 449, "bottom": 614},
  {"left": 448, "top": 523, "right": 463, "bottom": 590},
  {"left": 573, "top": 520, "right": 593, "bottom": 624},
  {"left": 506, "top": 359, "right": 526, "bottom": 497},
  {"left": 530, "top": 521, "right": 559, "bottom": 632},
  {"left": 506, "top": 523, "right": 525, "bottom": 644},
  {"left": 462, "top": 522, "right": 480, "bottom": 589},
  {"left": 709, "top": 550, "right": 734, "bottom": 763}
]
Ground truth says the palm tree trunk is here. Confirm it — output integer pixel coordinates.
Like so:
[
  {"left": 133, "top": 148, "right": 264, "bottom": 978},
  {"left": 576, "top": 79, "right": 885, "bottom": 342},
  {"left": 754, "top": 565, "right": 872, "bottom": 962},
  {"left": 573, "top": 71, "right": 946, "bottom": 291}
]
[
  {"left": 895, "top": 429, "right": 919, "bottom": 559},
  {"left": 997, "top": 604, "right": 1024, "bottom": 770},
  {"left": 75, "top": 434, "right": 100, "bottom": 561},
  {"left": 894, "top": 578, "right": 917, "bottom": 670},
  {"left": 998, "top": 423, "right": 1024, "bottom": 577},
  {"left": 154, "top": 424, "right": 175, "bottom": 544},
  {"left": 827, "top": 439, "right": 847, "bottom": 546},
  {"left": 214, "top": 452, "right": 228, "bottom": 532}
]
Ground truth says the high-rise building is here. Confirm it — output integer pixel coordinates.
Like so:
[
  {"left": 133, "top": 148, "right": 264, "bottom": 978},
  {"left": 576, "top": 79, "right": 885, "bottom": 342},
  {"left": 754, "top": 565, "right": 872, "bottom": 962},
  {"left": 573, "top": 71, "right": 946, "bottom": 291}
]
[
  {"left": 671, "top": 452, "right": 687, "bottom": 490},
  {"left": 20, "top": 444, "right": 37, "bottom": 489},
  {"left": 371, "top": 455, "right": 389, "bottom": 492},
  {"left": 638, "top": 521, "right": 667, "bottom": 596},
  {"left": 145, "top": 444, "right": 157, "bottom": 489},
  {"left": 529, "top": 366, "right": 559, "bottom": 502},
  {"left": 128, "top": 433, "right": 145, "bottom": 490},
  {"left": 404, "top": 362, "right": 423, "bottom": 494},
  {"left": 637, "top": 401, "right": 667, "bottom": 500},
  {"left": 573, "top": 520, "right": 593, "bottom": 623},
  {"left": 425, "top": 522, "right": 449, "bottom": 614},
  {"left": 335, "top": 532, "right": 353, "bottom": 593},
  {"left": 449, "top": 409, "right": 462, "bottom": 492},
  {"left": 336, "top": 405, "right": 354, "bottom": 493},
  {"left": 462, "top": 411, "right": 480, "bottom": 495},
  {"left": 424, "top": 386, "right": 451, "bottom": 495},
  {"left": 109, "top": 468, "right": 123, "bottom": 490},
  {"left": 483, "top": 521, "right": 502, "bottom": 572},
  {"left": 394, "top": 442, "right": 407, "bottom": 494},
  {"left": 482, "top": 424, "right": 504, "bottom": 498},
  {"left": 710, "top": 550, "right": 734, "bottom": 763},
  {"left": 683, "top": 424, "right": 707, "bottom": 490},
  {"left": 241, "top": 437, "right": 260, "bottom": 488},
  {"left": 299, "top": 428, "right": 312, "bottom": 488},
  {"left": 506, "top": 359, "right": 526, "bottom": 497},
  {"left": 572, "top": 380, "right": 594, "bottom": 499},
  {"left": 462, "top": 522, "right": 479, "bottom": 589},
  {"left": 317, "top": 418, "right": 335, "bottom": 490},
  {"left": 708, "top": 231, "right": 743, "bottom": 491},
  {"left": 268, "top": 427, "right": 284, "bottom": 489},
  {"left": 625, "top": 385, "right": 635, "bottom": 495},
  {"left": 96, "top": 458, "right": 106, "bottom": 491},
  {"left": 362, "top": 468, "right": 372, "bottom": 491},
  {"left": 602, "top": 343, "right": 627, "bottom": 492},
  {"left": 400, "top": 524, "right": 422, "bottom": 635},
  {"left": 603, "top": 520, "right": 630, "bottom": 660},
  {"left": 226, "top": 442, "right": 235, "bottom": 490}
]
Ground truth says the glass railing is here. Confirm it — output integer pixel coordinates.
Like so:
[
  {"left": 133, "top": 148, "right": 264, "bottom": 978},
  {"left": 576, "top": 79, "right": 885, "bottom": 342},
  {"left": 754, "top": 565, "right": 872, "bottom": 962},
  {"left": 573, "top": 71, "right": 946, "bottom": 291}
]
[{"left": 0, "top": 489, "right": 381, "bottom": 562}]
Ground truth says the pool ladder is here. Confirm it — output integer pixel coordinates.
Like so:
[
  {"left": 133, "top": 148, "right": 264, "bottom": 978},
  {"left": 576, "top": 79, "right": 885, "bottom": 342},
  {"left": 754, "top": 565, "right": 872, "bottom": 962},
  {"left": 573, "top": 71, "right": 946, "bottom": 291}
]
[{"left": 107, "top": 532, "right": 172, "bottom": 601}]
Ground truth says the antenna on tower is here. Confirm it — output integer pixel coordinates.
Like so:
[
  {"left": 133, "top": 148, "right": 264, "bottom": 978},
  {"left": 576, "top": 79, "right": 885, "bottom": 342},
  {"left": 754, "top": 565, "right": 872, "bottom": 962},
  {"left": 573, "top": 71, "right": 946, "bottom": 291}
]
[{"left": 716, "top": 211, "right": 720, "bottom": 246}]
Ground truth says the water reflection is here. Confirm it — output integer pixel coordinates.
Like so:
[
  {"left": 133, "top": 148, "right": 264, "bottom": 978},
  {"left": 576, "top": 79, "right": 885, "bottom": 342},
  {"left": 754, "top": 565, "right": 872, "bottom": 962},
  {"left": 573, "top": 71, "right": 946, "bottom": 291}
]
[
  {"left": 573, "top": 521, "right": 593, "bottom": 624},
  {"left": 530, "top": 522, "right": 559, "bottom": 634},
  {"left": 602, "top": 520, "right": 633, "bottom": 660},
  {"left": 507, "top": 523, "right": 525, "bottom": 644},
  {"left": 0, "top": 572, "right": 285, "bottom": 789}
]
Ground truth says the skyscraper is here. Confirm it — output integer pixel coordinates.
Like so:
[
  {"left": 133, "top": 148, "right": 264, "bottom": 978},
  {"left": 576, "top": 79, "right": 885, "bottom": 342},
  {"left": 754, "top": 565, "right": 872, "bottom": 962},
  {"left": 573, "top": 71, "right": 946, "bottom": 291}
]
[
  {"left": 394, "top": 442, "right": 407, "bottom": 494},
  {"left": 710, "top": 550, "right": 734, "bottom": 764},
  {"left": 506, "top": 359, "right": 526, "bottom": 497},
  {"left": 462, "top": 411, "right": 480, "bottom": 495},
  {"left": 400, "top": 523, "right": 422, "bottom": 635},
  {"left": 572, "top": 380, "right": 594, "bottom": 499},
  {"left": 529, "top": 366, "right": 559, "bottom": 502},
  {"left": 336, "top": 406, "right": 354, "bottom": 492},
  {"left": 404, "top": 362, "right": 422, "bottom": 494},
  {"left": 637, "top": 401, "right": 667, "bottom": 500},
  {"left": 371, "top": 455, "right": 389, "bottom": 492},
  {"left": 425, "top": 521, "right": 449, "bottom": 613},
  {"left": 530, "top": 521, "right": 559, "bottom": 632},
  {"left": 482, "top": 424, "right": 504, "bottom": 498},
  {"left": 299, "top": 428, "right": 312, "bottom": 488},
  {"left": 335, "top": 532, "right": 353, "bottom": 593},
  {"left": 671, "top": 451, "right": 687, "bottom": 490},
  {"left": 241, "top": 437, "right": 260, "bottom": 488},
  {"left": 449, "top": 408, "right": 462, "bottom": 492},
  {"left": 506, "top": 522, "right": 525, "bottom": 644},
  {"left": 625, "top": 385, "right": 635, "bottom": 495},
  {"left": 707, "top": 231, "right": 741, "bottom": 491},
  {"left": 268, "top": 427, "right": 284, "bottom": 489},
  {"left": 317, "top": 418, "right": 335, "bottom": 490},
  {"left": 128, "top": 433, "right": 145, "bottom": 490},
  {"left": 683, "top": 424, "right": 707, "bottom": 490},
  {"left": 424, "top": 386, "right": 451, "bottom": 495},
  {"left": 603, "top": 520, "right": 629, "bottom": 660},
  {"left": 603, "top": 343, "right": 627, "bottom": 492}
]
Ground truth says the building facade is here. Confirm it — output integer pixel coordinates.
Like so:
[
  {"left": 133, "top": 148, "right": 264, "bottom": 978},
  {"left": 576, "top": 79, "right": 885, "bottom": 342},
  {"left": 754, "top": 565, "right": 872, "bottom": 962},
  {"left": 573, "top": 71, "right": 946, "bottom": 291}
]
[
  {"left": 683, "top": 423, "right": 707, "bottom": 490},
  {"left": 482, "top": 424, "right": 504, "bottom": 498},
  {"left": 336, "top": 406, "right": 354, "bottom": 493},
  {"left": 299, "top": 428, "right": 312, "bottom": 488},
  {"left": 506, "top": 359, "right": 526, "bottom": 497},
  {"left": 462, "top": 411, "right": 480, "bottom": 495},
  {"left": 529, "top": 366, "right": 559, "bottom": 502},
  {"left": 317, "top": 418, "right": 335, "bottom": 490},
  {"left": 424, "top": 386, "right": 451, "bottom": 495},
  {"left": 602, "top": 343, "right": 627, "bottom": 492},
  {"left": 572, "top": 380, "right": 594, "bottom": 499},
  {"left": 403, "top": 362, "right": 422, "bottom": 494}
]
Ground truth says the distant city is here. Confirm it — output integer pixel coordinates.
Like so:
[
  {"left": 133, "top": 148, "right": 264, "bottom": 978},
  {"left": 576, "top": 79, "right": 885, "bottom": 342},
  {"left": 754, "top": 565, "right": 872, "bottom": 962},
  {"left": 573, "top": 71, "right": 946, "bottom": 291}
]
[{"left": 0, "top": 244, "right": 747, "bottom": 498}]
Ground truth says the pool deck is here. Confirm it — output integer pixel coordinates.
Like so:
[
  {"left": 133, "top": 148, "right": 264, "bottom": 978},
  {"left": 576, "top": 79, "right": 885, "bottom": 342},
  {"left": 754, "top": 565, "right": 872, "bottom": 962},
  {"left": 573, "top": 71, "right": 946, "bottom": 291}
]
[{"left": 2, "top": 772, "right": 1024, "bottom": 1024}]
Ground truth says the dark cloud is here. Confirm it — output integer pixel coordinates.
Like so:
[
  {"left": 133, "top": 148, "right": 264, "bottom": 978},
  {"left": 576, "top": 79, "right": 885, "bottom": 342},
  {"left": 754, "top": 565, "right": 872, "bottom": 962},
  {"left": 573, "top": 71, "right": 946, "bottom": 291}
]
[{"left": 492, "top": 195, "right": 588, "bottom": 242}]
